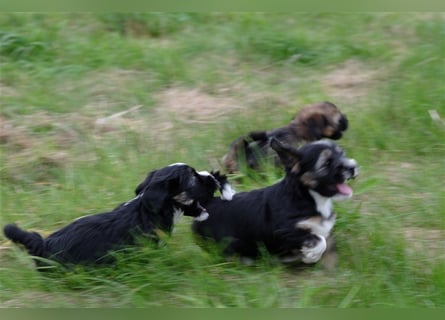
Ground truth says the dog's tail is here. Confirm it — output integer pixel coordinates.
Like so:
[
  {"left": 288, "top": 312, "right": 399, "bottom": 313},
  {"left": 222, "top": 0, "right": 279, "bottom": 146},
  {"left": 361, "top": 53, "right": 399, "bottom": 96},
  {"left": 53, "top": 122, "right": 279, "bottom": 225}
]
[{"left": 3, "top": 224, "right": 46, "bottom": 258}]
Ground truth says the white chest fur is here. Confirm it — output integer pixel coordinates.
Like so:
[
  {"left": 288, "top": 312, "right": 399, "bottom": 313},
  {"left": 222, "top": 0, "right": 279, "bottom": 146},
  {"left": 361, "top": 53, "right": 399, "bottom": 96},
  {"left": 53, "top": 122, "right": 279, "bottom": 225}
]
[
  {"left": 297, "top": 190, "right": 336, "bottom": 238},
  {"left": 308, "top": 190, "right": 333, "bottom": 219}
]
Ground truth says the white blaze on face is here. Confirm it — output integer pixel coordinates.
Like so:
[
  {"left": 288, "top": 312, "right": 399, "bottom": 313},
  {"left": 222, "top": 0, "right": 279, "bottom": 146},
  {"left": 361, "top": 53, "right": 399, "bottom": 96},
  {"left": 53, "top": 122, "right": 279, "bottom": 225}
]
[{"left": 342, "top": 158, "right": 359, "bottom": 178}]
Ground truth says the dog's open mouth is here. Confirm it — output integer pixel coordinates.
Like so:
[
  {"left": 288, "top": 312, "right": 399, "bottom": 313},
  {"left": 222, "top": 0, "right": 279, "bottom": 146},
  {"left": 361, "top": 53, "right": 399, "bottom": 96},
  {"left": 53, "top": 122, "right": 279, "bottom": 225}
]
[
  {"left": 335, "top": 169, "right": 358, "bottom": 197},
  {"left": 336, "top": 183, "right": 353, "bottom": 196},
  {"left": 336, "top": 161, "right": 358, "bottom": 197}
]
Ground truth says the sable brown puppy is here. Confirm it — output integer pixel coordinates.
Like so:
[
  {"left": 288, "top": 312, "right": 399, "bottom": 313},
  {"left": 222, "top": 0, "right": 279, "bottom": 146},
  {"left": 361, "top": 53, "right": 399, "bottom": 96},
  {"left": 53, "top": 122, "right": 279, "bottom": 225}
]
[
  {"left": 222, "top": 101, "right": 348, "bottom": 173},
  {"left": 4, "top": 164, "right": 234, "bottom": 268},
  {"left": 194, "top": 138, "right": 358, "bottom": 267}
]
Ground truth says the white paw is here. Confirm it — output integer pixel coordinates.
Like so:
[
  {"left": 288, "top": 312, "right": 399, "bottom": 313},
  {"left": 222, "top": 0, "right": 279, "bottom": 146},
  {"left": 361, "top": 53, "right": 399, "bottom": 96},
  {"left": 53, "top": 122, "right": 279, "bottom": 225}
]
[
  {"left": 301, "top": 235, "right": 327, "bottom": 264},
  {"left": 193, "top": 211, "right": 209, "bottom": 222}
]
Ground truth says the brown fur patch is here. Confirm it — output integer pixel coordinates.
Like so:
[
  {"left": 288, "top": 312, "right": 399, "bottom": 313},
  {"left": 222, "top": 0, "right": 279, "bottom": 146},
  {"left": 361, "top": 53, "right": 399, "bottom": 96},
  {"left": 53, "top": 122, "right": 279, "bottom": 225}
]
[
  {"left": 294, "top": 102, "right": 341, "bottom": 121},
  {"left": 291, "top": 162, "right": 300, "bottom": 173},
  {"left": 296, "top": 216, "right": 323, "bottom": 231},
  {"left": 323, "top": 126, "right": 335, "bottom": 137},
  {"left": 222, "top": 137, "right": 248, "bottom": 173},
  {"left": 173, "top": 192, "right": 193, "bottom": 205},
  {"left": 290, "top": 101, "right": 343, "bottom": 141},
  {"left": 300, "top": 172, "right": 318, "bottom": 188}
]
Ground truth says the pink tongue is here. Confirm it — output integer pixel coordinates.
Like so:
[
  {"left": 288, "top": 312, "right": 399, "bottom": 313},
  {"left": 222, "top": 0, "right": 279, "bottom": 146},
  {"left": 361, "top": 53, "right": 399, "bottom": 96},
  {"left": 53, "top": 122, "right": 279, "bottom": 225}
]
[{"left": 336, "top": 183, "right": 352, "bottom": 195}]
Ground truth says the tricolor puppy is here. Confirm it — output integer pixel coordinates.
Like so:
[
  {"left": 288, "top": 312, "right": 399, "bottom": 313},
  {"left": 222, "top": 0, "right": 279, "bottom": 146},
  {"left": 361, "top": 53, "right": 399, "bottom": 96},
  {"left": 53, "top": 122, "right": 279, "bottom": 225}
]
[
  {"left": 222, "top": 101, "right": 348, "bottom": 173},
  {"left": 193, "top": 139, "right": 358, "bottom": 266},
  {"left": 4, "top": 163, "right": 233, "bottom": 267}
]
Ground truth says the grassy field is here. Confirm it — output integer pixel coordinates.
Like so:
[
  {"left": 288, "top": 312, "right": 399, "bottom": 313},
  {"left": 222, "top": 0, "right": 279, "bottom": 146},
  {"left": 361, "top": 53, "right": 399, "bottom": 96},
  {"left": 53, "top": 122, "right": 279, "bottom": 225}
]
[{"left": 0, "top": 13, "right": 444, "bottom": 307}]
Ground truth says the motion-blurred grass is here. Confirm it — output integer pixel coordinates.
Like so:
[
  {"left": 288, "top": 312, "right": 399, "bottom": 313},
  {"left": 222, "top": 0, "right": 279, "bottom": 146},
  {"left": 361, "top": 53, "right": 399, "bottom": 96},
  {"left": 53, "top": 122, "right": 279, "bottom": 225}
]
[{"left": 0, "top": 13, "right": 444, "bottom": 307}]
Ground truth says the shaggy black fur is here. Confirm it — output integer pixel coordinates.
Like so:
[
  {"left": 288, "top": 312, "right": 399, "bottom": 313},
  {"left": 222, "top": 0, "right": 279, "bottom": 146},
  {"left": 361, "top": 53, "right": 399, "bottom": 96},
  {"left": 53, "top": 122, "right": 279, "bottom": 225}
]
[
  {"left": 193, "top": 139, "right": 358, "bottom": 267},
  {"left": 4, "top": 163, "right": 232, "bottom": 267}
]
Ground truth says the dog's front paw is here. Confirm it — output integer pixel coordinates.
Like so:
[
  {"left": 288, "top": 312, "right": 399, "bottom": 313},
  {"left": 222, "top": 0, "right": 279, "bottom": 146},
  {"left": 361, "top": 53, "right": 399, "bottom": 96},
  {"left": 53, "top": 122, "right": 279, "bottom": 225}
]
[{"left": 301, "top": 235, "right": 327, "bottom": 264}]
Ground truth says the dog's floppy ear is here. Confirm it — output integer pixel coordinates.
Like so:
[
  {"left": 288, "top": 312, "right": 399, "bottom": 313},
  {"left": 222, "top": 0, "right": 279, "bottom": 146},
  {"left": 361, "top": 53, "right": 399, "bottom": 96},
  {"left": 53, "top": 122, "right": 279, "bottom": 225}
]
[
  {"left": 304, "top": 113, "right": 328, "bottom": 140},
  {"left": 137, "top": 167, "right": 186, "bottom": 213},
  {"left": 142, "top": 182, "right": 170, "bottom": 214},
  {"left": 269, "top": 138, "right": 301, "bottom": 173}
]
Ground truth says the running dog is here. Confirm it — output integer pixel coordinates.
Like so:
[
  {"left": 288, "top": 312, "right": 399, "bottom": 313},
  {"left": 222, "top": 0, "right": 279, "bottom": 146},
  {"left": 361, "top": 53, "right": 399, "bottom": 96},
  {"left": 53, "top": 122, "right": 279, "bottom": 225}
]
[
  {"left": 222, "top": 101, "right": 348, "bottom": 173},
  {"left": 4, "top": 163, "right": 234, "bottom": 267},
  {"left": 194, "top": 139, "right": 358, "bottom": 266}
]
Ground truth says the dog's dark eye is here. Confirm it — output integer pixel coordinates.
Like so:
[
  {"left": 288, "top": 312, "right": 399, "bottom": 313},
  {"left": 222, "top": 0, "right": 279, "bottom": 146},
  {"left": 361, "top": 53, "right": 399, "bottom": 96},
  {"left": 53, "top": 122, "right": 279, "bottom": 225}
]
[{"left": 325, "top": 159, "right": 332, "bottom": 167}]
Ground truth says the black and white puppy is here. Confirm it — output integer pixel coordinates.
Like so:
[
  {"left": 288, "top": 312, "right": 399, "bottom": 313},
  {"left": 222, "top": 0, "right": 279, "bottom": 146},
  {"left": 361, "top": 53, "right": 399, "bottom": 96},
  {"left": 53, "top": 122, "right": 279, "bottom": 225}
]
[
  {"left": 3, "top": 163, "right": 234, "bottom": 267},
  {"left": 193, "top": 139, "right": 358, "bottom": 266}
]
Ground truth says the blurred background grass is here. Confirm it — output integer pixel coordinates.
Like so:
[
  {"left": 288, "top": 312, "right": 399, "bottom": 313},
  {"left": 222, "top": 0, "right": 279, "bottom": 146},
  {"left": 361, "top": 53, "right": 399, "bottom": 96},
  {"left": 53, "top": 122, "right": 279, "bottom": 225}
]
[{"left": 0, "top": 12, "right": 444, "bottom": 307}]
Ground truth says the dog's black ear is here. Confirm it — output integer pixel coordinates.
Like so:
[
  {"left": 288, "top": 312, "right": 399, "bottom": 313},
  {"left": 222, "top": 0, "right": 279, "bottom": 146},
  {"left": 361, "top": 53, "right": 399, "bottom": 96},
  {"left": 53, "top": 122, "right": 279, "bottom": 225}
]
[
  {"left": 138, "top": 168, "right": 185, "bottom": 213},
  {"left": 270, "top": 138, "right": 301, "bottom": 172},
  {"left": 142, "top": 182, "right": 170, "bottom": 214}
]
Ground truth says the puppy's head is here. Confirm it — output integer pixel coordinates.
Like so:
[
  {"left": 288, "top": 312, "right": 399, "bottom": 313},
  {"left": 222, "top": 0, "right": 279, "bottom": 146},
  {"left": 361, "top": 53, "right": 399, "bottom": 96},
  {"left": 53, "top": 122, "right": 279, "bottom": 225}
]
[
  {"left": 270, "top": 138, "right": 358, "bottom": 200},
  {"left": 291, "top": 101, "right": 348, "bottom": 141},
  {"left": 136, "top": 164, "right": 233, "bottom": 221}
]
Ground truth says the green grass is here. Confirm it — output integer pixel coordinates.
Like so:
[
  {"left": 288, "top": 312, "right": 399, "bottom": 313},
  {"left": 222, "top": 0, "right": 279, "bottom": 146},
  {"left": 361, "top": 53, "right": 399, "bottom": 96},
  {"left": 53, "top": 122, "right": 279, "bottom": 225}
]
[{"left": 1, "top": 12, "right": 444, "bottom": 307}]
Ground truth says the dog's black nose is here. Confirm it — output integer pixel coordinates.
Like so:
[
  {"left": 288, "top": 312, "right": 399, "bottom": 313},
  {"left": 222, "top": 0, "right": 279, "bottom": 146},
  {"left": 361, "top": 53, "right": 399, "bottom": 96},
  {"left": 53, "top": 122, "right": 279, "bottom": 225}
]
[
  {"left": 339, "top": 114, "right": 348, "bottom": 131},
  {"left": 348, "top": 165, "right": 359, "bottom": 179},
  {"left": 349, "top": 167, "right": 357, "bottom": 178},
  {"left": 341, "top": 158, "right": 358, "bottom": 179}
]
